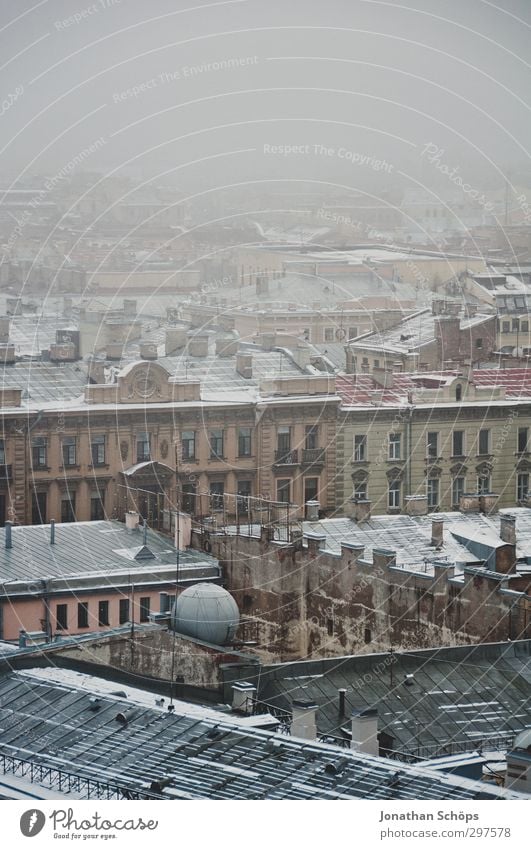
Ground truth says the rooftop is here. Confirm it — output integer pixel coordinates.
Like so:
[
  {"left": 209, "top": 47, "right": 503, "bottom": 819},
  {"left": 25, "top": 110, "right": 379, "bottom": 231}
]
[
  {"left": 0, "top": 669, "right": 518, "bottom": 799},
  {"left": 257, "top": 640, "right": 531, "bottom": 761},
  {"left": 0, "top": 520, "right": 218, "bottom": 586}
]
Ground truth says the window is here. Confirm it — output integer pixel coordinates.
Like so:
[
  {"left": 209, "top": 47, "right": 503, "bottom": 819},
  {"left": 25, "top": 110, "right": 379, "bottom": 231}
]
[
  {"left": 364, "top": 627, "right": 372, "bottom": 644},
  {"left": 452, "top": 476, "right": 465, "bottom": 506},
  {"left": 277, "top": 478, "right": 291, "bottom": 503},
  {"left": 305, "top": 425, "right": 319, "bottom": 451},
  {"left": 304, "top": 477, "right": 319, "bottom": 503},
  {"left": 348, "top": 327, "right": 358, "bottom": 340},
  {"left": 140, "top": 597, "right": 150, "bottom": 622},
  {"left": 452, "top": 430, "right": 464, "bottom": 457},
  {"left": 512, "top": 318, "right": 519, "bottom": 331},
  {"left": 522, "top": 320, "right": 529, "bottom": 332},
  {"left": 136, "top": 432, "right": 151, "bottom": 462},
  {"left": 427, "top": 432, "right": 439, "bottom": 459},
  {"left": 478, "top": 429, "right": 490, "bottom": 455},
  {"left": 98, "top": 600, "right": 109, "bottom": 626},
  {"left": 354, "top": 434, "right": 367, "bottom": 462},
  {"left": 181, "top": 483, "right": 196, "bottom": 515},
  {"left": 518, "top": 427, "right": 529, "bottom": 453},
  {"left": 374, "top": 359, "right": 380, "bottom": 368},
  {"left": 455, "top": 384, "right": 462, "bottom": 402},
  {"left": 427, "top": 478, "right": 439, "bottom": 510},
  {"left": 119, "top": 598, "right": 130, "bottom": 625},
  {"left": 353, "top": 480, "right": 367, "bottom": 501},
  {"left": 31, "top": 491, "right": 46, "bottom": 524},
  {"left": 90, "top": 494, "right": 105, "bottom": 521},
  {"left": 277, "top": 426, "right": 291, "bottom": 453},
  {"left": 517, "top": 473, "right": 529, "bottom": 502},
  {"left": 209, "top": 481, "right": 224, "bottom": 510},
  {"left": 181, "top": 431, "right": 196, "bottom": 461},
  {"left": 388, "top": 433, "right": 401, "bottom": 460},
  {"left": 56, "top": 604, "right": 68, "bottom": 631},
  {"left": 324, "top": 327, "right": 334, "bottom": 342},
  {"left": 238, "top": 427, "right": 252, "bottom": 457},
  {"left": 31, "top": 437, "right": 47, "bottom": 468},
  {"left": 388, "top": 480, "right": 400, "bottom": 509},
  {"left": 209, "top": 429, "right": 224, "bottom": 459},
  {"left": 62, "top": 436, "right": 76, "bottom": 467},
  {"left": 77, "top": 602, "right": 89, "bottom": 629},
  {"left": 61, "top": 495, "right": 76, "bottom": 523},
  {"left": 91, "top": 434, "right": 105, "bottom": 466},
  {"left": 326, "top": 618, "right": 334, "bottom": 636},
  {"left": 477, "top": 474, "right": 491, "bottom": 494},
  {"left": 502, "top": 320, "right": 510, "bottom": 333},
  {"left": 236, "top": 480, "right": 252, "bottom": 511},
  {"left": 0, "top": 439, "right": 4, "bottom": 465},
  {"left": 475, "top": 337, "right": 483, "bottom": 349}
]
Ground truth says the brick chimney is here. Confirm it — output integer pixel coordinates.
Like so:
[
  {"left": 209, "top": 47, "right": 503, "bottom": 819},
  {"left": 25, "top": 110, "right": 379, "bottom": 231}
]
[
  {"left": 344, "top": 498, "right": 371, "bottom": 522},
  {"left": 405, "top": 495, "right": 428, "bottom": 516},
  {"left": 500, "top": 514, "right": 516, "bottom": 546},
  {"left": 431, "top": 518, "right": 444, "bottom": 548},
  {"left": 236, "top": 351, "right": 253, "bottom": 379}
]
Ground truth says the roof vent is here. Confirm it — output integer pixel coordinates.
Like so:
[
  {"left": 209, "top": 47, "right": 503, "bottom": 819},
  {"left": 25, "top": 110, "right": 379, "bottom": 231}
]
[{"left": 134, "top": 545, "right": 156, "bottom": 561}]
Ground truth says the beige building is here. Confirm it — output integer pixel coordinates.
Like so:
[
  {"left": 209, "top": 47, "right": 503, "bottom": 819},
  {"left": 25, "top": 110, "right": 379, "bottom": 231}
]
[{"left": 335, "top": 370, "right": 531, "bottom": 515}]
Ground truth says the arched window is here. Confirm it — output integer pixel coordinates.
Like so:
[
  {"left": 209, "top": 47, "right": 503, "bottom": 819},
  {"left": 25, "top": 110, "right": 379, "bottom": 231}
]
[{"left": 455, "top": 384, "right": 462, "bottom": 402}]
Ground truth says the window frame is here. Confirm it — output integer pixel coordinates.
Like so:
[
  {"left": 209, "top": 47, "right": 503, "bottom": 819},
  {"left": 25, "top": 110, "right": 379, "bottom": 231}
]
[{"left": 77, "top": 601, "right": 89, "bottom": 629}]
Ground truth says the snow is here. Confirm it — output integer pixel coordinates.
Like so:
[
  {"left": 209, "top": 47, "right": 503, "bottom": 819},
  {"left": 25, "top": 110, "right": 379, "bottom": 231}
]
[{"left": 19, "top": 668, "right": 275, "bottom": 728}]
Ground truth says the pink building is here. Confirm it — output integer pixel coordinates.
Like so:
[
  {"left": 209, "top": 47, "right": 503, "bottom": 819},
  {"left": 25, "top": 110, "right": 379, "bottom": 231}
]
[{"left": 0, "top": 517, "right": 220, "bottom": 643}]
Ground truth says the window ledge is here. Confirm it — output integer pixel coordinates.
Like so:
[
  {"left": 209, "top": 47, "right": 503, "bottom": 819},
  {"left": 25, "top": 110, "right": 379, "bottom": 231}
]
[{"left": 88, "top": 463, "right": 110, "bottom": 470}]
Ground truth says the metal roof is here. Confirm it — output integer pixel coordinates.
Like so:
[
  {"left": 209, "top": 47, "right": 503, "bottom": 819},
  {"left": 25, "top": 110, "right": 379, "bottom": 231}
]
[
  {"left": 258, "top": 641, "right": 531, "bottom": 761},
  {"left": 0, "top": 671, "right": 517, "bottom": 800},
  {"left": 0, "top": 520, "right": 217, "bottom": 584}
]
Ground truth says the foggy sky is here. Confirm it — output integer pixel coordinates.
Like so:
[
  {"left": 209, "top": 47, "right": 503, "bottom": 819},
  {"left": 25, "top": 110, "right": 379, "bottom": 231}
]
[{"left": 1, "top": 0, "right": 530, "bottom": 201}]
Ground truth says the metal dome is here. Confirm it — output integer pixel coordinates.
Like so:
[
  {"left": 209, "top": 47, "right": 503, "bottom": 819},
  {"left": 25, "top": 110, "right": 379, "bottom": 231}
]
[{"left": 171, "top": 583, "right": 240, "bottom": 645}]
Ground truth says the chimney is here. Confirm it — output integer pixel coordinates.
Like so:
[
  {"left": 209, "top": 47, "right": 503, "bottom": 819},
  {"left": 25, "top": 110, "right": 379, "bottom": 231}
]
[
  {"left": 459, "top": 493, "right": 480, "bottom": 513},
  {"left": 236, "top": 351, "right": 253, "bottom": 379},
  {"left": 187, "top": 333, "right": 209, "bottom": 357},
  {"left": 305, "top": 500, "right": 320, "bottom": 521},
  {"left": 231, "top": 682, "right": 256, "bottom": 715},
  {"left": 372, "top": 366, "right": 394, "bottom": 389},
  {"left": 304, "top": 531, "right": 326, "bottom": 557},
  {"left": 431, "top": 518, "right": 443, "bottom": 548},
  {"left": 106, "top": 342, "right": 123, "bottom": 360},
  {"left": 125, "top": 511, "right": 140, "bottom": 532},
  {"left": 344, "top": 498, "right": 371, "bottom": 522},
  {"left": 123, "top": 299, "right": 137, "bottom": 317},
  {"left": 405, "top": 495, "right": 428, "bottom": 516},
  {"left": 350, "top": 707, "right": 379, "bottom": 756},
  {"left": 500, "top": 514, "right": 516, "bottom": 546},
  {"left": 372, "top": 548, "right": 396, "bottom": 570},
  {"left": 140, "top": 342, "right": 158, "bottom": 360},
  {"left": 87, "top": 356, "right": 106, "bottom": 385},
  {"left": 165, "top": 328, "right": 187, "bottom": 355},
  {"left": 338, "top": 688, "right": 347, "bottom": 717},
  {"left": 479, "top": 493, "right": 499, "bottom": 515},
  {"left": 261, "top": 332, "right": 276, "bottom": 351},
  {"left": 5, "top": 521, "right": 12, "bottom": 549},
  {"left": 215, "top": 335, "right": 239, "bottom": 357},
  {"left": 291, "top": 699, "right": 318, "bottom": 740},
  {"left": 50, "top": 519, "right": 55, "bottom": 545}
]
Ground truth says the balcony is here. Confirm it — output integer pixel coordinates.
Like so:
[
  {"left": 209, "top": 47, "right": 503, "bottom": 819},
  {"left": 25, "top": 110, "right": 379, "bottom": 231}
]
[
  {"left": 274, "top": 449, "right": 299, "bottom": 466},
  {"left": 301, "top": 448, "right": 326, "bottom": 466},
  {"left": 0, "top": 464, "right": 12, "bottom": 482}
]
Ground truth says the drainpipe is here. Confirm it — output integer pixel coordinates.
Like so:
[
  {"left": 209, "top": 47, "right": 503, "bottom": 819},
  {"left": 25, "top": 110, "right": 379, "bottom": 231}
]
[
  {"left": 41, "top": 579, "right": 51, "bottom": 641},
  {"left": 405, "top": 404, "right": 415, "bottom": 499}
]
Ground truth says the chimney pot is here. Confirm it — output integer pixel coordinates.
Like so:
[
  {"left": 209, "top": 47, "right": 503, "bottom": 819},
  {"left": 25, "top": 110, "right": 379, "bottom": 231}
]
[
  {"left": 50, "top": 519, "right": 55, "bottom": 545},
  {"left": 338, "top": 688, "right": 347, "bottom": 717}
]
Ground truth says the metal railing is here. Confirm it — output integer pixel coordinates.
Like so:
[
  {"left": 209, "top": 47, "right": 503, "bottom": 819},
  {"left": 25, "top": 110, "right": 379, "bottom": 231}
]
[
  {"left": 301, "top": 448, "right": 325, "bottom": 465},
  {"left": 0, "top": 752, "right": 161, "bottom": 800},
  {"left": 274, "top": 449, "right": 299, "bottom": 465}
]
